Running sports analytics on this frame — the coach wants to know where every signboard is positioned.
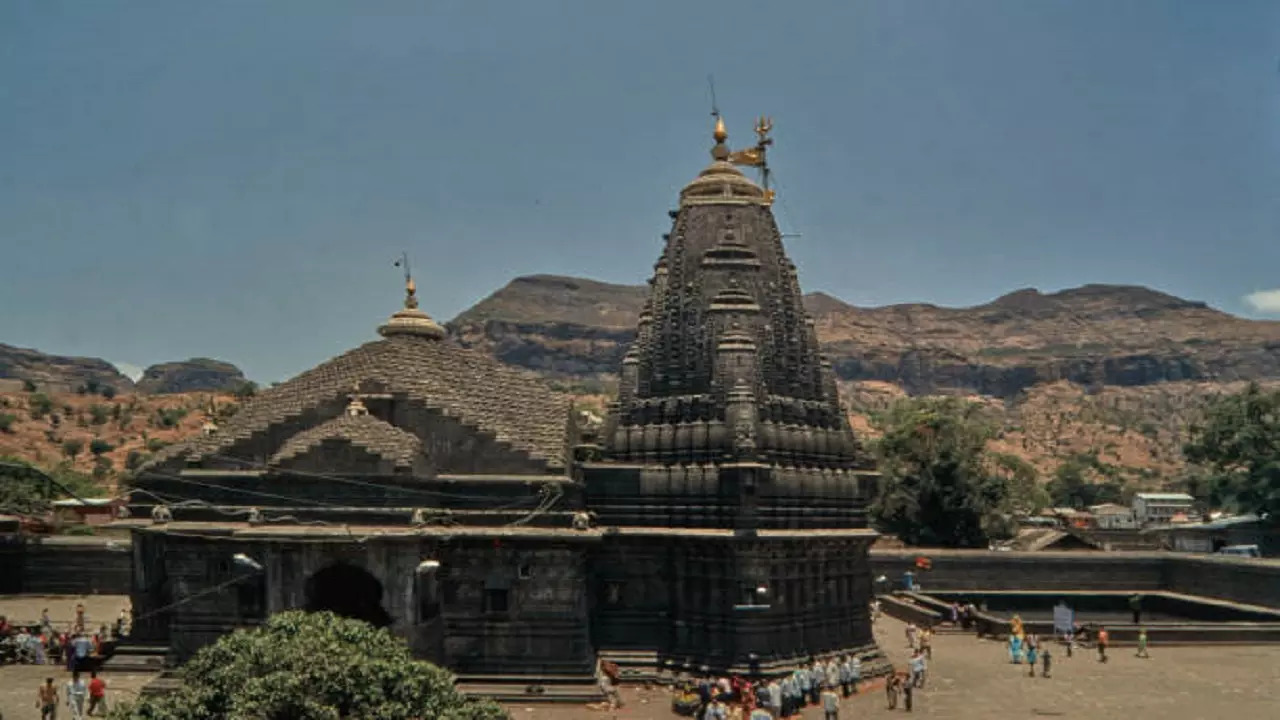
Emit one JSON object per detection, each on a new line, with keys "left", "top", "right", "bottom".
{"left": 1052, "top": 602, "right": 1074, "bottom": 635}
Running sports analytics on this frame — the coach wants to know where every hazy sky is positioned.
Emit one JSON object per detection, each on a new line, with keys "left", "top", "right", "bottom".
{"left": 2, "top": 1, "right": 1277, "bottom": 383}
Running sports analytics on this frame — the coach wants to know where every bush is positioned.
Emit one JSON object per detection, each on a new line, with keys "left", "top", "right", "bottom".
{"left": 146, "top": 438, "right": 170, "bottom": 453}
{"left": 125, "top": 450, "right": 149, "bottom": 471}
{"left": 62, "top": 438, "right": 84, "bottom": 460}
{"left": 29, "top": 392, "right": 53, "bottom": 419}
{"left": 89, "top": 438, "right": 114, "bottom": 456}
{"left": 89, "top": 404, "right": 111, "bottom": 425}
{"left": 107, "top": 611, "right": 507, "bottom": 720}
{"left": 100, "top": 384, "right": 117, "bottom": 399}
{"left": 22, "top": 379, "right": 38, "bottom": 392}
{"left": 0, "top": 412, "right": 15, "bottom": 434}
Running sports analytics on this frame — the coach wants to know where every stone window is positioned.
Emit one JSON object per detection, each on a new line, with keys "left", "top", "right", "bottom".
{"left": 517, "top": 563, "right": 532, "bottom": 580}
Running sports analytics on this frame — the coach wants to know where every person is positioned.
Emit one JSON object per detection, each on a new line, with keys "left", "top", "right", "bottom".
{"left": 1009, "top": 633, "right": 1022, "bottom": 663}
{"left": 779, "top": 672, "right": 796, "bottom": 717}
{"left": 73, "top": 604, "right": 86, "bottom": 635}
{"left": 748, "top": 706, "right": 773, "bottom": 720}
{"left": 809, "top": 659, "right": 824, "bottom": 705}
{"left": 113, "top": 610, "right": 128, "bottom": 640}
{"left": 821, "top": 684, "right": 840, "bottom": 720}
{"left": 849, "top": 654, "right": 862, "bottom": 695}
{"left": 71, "top": 633, "right": 93, "bottom": 673}
{"left": 902, "top": 672, "right": 915, "bottom": 712}
{"left": 905, "top": 622, "right": 919, "bottom": 650}
{"left": 1129, "top": 594, "right": 1143, "bottom": 625}
{"left": 66, "top": 672, "right": 88, "bottom": 720}
{"left": 86, "top": 672, "right": 107, "bottom": 716}
{"left": 704, "top": 696, "right": 728, "bottom": 720}
{"left": 920, "top": 626, "right": 933, "bottom": 660}
{"left": 1041, "top": 646, "right": 1052, "bottom": 678}
{"left": 41, "top": 608, "right": 54, "bottom": 637}
{"left": 949, "top": 601, "right": 960, "bottom": 626}
{"left": 1136, "top": 626, "right": 1150, "bottom": 659}
{"left": 1025, "top": 637, "right": 1039, "bottom": 677}
{"left": 37, "top": 677, "right": 58, "bottom": 720}
{"left": 838, "top": 655, "right": 852, "bottom": 697}
{"left": 765, "top": 677, "right": 782, "bottom": 718}
{"left": 824, "top": 657, "right": 839, "bottom": 695}
{"left": 909, "top": 649, "right": 927, "bottom": 688}
{"left": 1096, "top": 626, "right": 1109, "bottom": 663}
{"left": 885, "top": 672, "right": 900, "bottom": 710}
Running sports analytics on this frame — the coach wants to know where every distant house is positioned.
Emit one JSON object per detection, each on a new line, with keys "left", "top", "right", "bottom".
{"left": 1089, "top": 503, "right": 1138, "bottom": 530}
{"left": 1163, "top": 514, "right": 1277, "bottom": 556}
{"left": 51, "top": 498, "right": 121, "bottom": 526}
{"left": 1132, "top": 492, "right": 1195, "bottom": 527}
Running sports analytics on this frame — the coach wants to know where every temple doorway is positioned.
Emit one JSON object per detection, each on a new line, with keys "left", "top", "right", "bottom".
{"left": 304, "top": 563, "right": 392, "bottom": 627}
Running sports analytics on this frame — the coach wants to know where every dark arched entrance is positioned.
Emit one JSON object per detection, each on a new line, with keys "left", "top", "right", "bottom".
{"left": 304, "top": 563, "right": 392, "bottom": 627}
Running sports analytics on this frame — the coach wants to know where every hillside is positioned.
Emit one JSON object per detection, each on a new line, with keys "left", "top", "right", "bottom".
{"left": 135, "top": 358, "right": 250, "bottom": 394}
{"left": 0, "top": 343, "right": 135, "bottom": 395}
{"left": 452, "top": 275, "right": 1280, "bottom": 482}
{"left": 0, "top": 388, "right": 238, "bottom": 491}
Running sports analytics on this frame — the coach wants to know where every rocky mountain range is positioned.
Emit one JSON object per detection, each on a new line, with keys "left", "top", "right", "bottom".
{"left": 450, "top": 275, "right": 1280, "bottom": 398}
{"left": 0, "top": 344, "right": 247, "bottom": 396}
{"left": 4, "top": 276, "right": 1278, "bottom": 485}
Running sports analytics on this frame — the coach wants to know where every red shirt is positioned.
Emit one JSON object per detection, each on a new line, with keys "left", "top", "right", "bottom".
{"left": 88, "top": 678, "right": 106, "bottom": 698}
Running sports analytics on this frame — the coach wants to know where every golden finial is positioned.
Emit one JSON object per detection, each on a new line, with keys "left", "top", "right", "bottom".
{"left": 714, "top": 115, "right": 728, "bottom": 143}
{"left": 754, "top": 116, "right": 773, "bottom": 143}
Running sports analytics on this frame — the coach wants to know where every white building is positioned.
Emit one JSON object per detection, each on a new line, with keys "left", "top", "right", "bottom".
{"left": 1088, "top": 503, "right": 1138, "bottom": 530}
{"left": 1131, "top": 492, "right": 1195, "bottom": 527}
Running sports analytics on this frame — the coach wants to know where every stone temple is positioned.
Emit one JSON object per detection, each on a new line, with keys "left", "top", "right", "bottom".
{"left": 122, "top": 118, "right": 884, "bottom": 691}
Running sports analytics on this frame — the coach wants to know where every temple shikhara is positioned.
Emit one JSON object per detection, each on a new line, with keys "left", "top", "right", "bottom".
{"left": 121, "top": 116, "right": 886, "bottom": 694}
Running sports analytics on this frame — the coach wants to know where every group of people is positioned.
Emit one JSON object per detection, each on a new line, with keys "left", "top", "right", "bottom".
{"left": 674, "top": 654, "right": 866, "bottom": 719}
{"left": 0, "top": 604, "right": 128, "bottom": 671}
{"left": 36, "top": 671, "right": 110, "bottom": 719}
{"left": 1006, "top": 620, "right": 1052, "bottom": 678}
{"left": 0, "top": 604, "right": 130, "bottom": 719}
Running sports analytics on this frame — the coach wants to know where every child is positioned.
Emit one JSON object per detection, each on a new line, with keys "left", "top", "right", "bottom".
{"left": 1041, "top": 647, "right": 1052, "bottom": 678}
{"left": 1136, "top": 627, "right": 1150, "bottom": 659}
{"left": 1026, "top": 639, "right": 1038, "bottom": 677}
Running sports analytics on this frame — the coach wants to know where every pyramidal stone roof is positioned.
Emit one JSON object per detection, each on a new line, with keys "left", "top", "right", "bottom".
{"left": 144, "top": 289, "right": 572, "bottom": 473}
{"left": 269, "top": 412, "right": 424, "bottom": 469}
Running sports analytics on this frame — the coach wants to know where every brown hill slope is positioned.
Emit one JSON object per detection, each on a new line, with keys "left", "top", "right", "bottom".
{"left": 0, "top": 343, "right": 135, "bottom": 395}
{"left": 452, "top": 275, "right": 1280, "bottom": 483}
{"left": 0, "top": 389, "right": 238, "bottom": 491}
{"left": 451, "top": 276, "right": 1280, "bottom": 397}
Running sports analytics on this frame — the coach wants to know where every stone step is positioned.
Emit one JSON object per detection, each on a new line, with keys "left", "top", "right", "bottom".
{"left": 457, "top": 682, "right": 605, "bottom": 704}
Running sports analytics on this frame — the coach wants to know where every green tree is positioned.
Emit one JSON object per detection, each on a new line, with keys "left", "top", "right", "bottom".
{"left": 89, "top": 438, "right": 114, "bottom": 456}
{"left": 870, "top": 396, "right": 1012, "bottom": 547}
{"left": 22, "top": 379, "right": 38, "bottom": 392}
{"left": 1046, "top": 453, "right": 1125, "bottom": 509}
{"left": 29, "top": 392, "right": 53, "bottom": 419}
{"left": 89, "top": 404, "right": 111, "bottom": 425}
{"left": 0, "top": 412, "right": 15, "bottom": 434}
{"left": 62, "top": 438, "right": 84, "bottom": 461}
{"left": 1183, "top": 382, "right": 1280, "bottom": 520}
{"left": 233, "top": 380, "right": 258, "bottom": 399}
{"left": 108, "top": 611, "right": 507, "bottom": 720}
{"left": 989, "top": 452, "right": 1049, "bottom": 515}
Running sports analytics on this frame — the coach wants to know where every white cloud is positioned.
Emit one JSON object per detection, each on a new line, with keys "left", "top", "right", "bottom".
{"left": 1243, "top": 289, "right": 1280, "bottom": 314}
{"left": 111, "top": 361, "right": 145, "bottom": 382}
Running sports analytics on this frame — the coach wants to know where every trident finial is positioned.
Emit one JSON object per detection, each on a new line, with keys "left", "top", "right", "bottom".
{"left": 394, "top": 252, "right": 418, "bottom": 309}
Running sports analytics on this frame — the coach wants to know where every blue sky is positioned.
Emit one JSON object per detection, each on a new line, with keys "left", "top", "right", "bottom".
{"left": 2, "top": 1, "right": 1277, "bottom": 383}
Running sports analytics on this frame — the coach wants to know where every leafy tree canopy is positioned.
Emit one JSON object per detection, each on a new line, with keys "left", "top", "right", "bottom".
{"left": 1045, "top": 452, "right": 1126, "bottom": 509}
{"left": 1183, "top": 383, "right": 1280, "bottom": 521}
{"left": 870, "top": 396, "right": 1021, "bottom": 547}
{"left": 109, "top": 610, "right": 508, "bottom": 720}
{"left": 0, "top": 457, "right": 100, "bottom": 517}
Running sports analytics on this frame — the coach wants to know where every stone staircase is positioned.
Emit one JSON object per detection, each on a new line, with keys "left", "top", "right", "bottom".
{"left": 98, "top": 642, "right": 171, "bottom": 673}
{"left": 455, "top": 672, "right": 606, "bottom": 704}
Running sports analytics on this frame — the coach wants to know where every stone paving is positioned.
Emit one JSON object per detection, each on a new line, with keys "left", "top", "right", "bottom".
{"left": 2, "top": 602, "right": 1277, "bottom": 719}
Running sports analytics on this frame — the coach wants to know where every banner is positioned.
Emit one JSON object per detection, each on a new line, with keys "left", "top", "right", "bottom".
{"left": 1052, "top": 602, "right": 1074, "bottom": 635}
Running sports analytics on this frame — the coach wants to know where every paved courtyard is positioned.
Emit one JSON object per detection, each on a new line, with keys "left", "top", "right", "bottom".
{"left": 2, "top": 603, "right": 1277, "bottom": 719}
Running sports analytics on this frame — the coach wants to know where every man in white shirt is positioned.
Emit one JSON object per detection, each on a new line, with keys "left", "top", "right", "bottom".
{"left": 65, "top": 671, "right": 88, "bottom": 720}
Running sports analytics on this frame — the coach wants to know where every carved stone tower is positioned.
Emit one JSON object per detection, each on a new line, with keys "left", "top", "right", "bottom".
{"left": 587, "top": 117, "right": 875, "bottom": 532}
{"left": 582, "top": 119, "right": 883, "bottom": 675}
